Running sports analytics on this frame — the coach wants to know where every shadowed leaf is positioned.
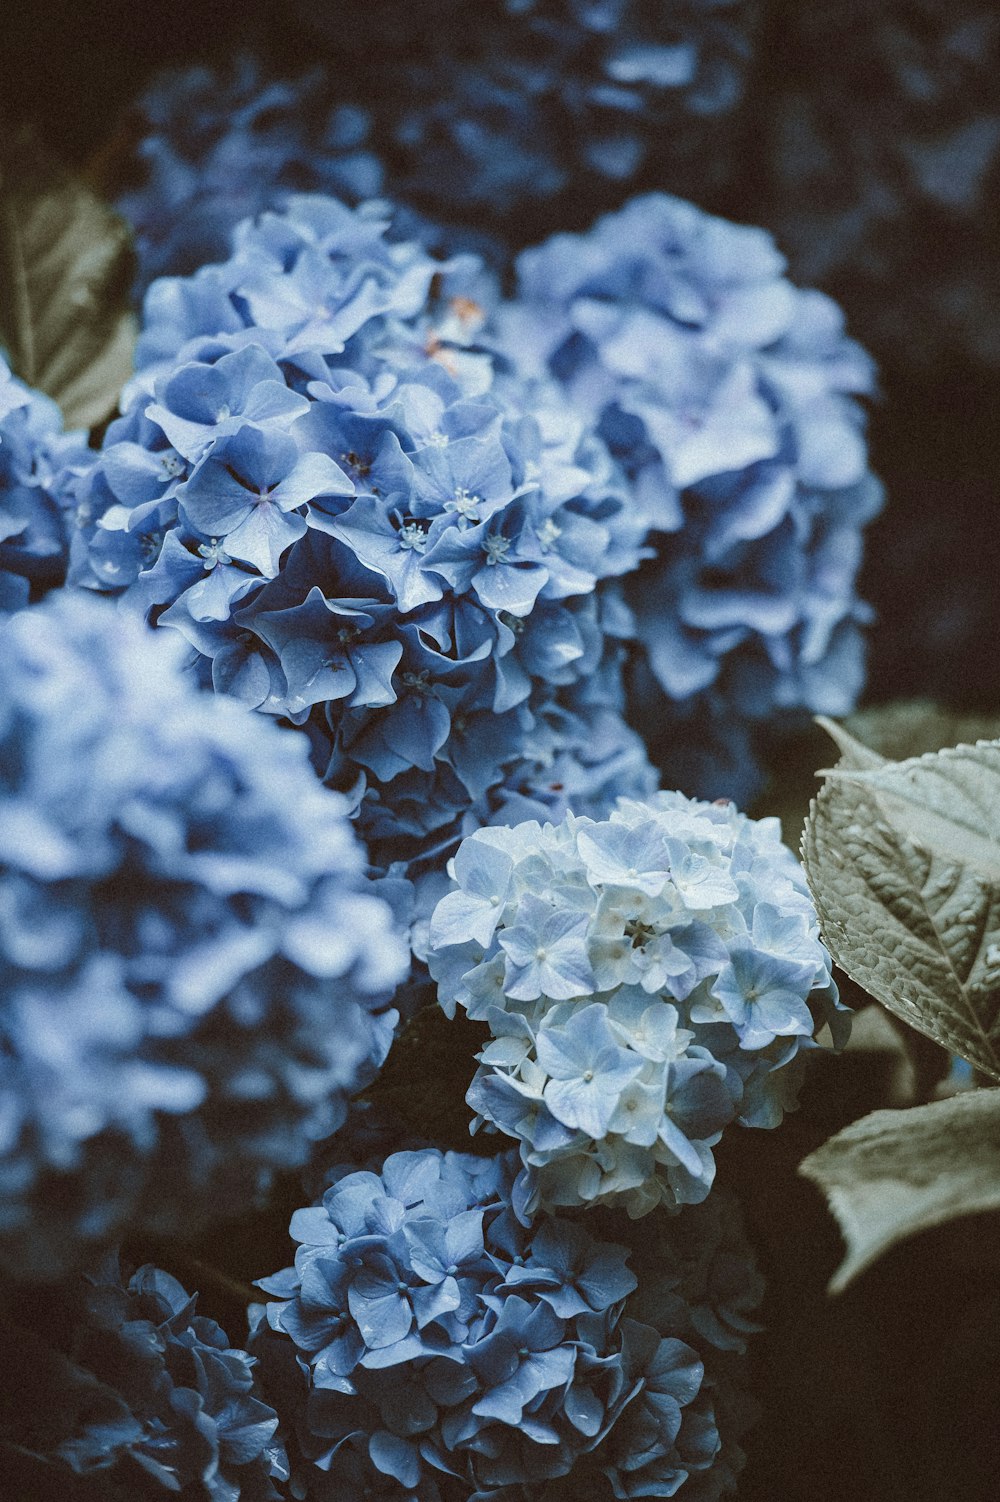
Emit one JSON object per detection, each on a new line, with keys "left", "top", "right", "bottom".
{"left": 801, "top": 1088, "right": 1000, "bottom": 1291}
{"left": 0, "top": 133, "right": 136, "bottom": 429}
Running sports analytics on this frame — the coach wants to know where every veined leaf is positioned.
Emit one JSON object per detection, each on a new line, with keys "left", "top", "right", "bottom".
{"left": 801, "top": 1088, "right": 1000, "bottom": 1291}
{"left": 803, "top": 729, "right": 1000, "bottom": 1081}
{"left": 0, "top": 133, "right": 136, "bottom": 429}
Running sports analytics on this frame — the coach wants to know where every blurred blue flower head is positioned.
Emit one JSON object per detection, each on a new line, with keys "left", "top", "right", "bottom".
{"left": 0, "top": 590, "right": 407, "bottom": 1277}
{"left": 428, "top": 790, "right": 846, "bottom": 1216}
{"left": 118, "top": 55, "right": 385, "bottom": 288}
{"left": 381, "top": 0, "right": 758, "bottom": 235}
{"left": 0, "top": 358, "right": 87, "bottom": 612}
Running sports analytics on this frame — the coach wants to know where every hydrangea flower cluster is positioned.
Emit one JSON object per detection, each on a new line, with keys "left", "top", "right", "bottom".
{"left": 0, "top": 358, "right": 86, "bottom": 612}
{"left": 496, "top": 192, "right": 883, "bottom": 796}
{"left": 428, "top": 791, "right": 844, "bottom": 1216}
{"left": 760, "top": 0, "right": 1000, "bottom": 371}
{"left": 61, "top": 194, "right": 650, "bottom": 866}
{"left": 0, "top": 591, "right": 407, "bottom": 1278}
{"left": 3, "top": 1255, "right": 285, "bottom": 1500}
{"left": 377, "top": 0, "right": 758, "bottom": 241}
{"left": 117, "top": 55, "right": 384, "bottom": 289}
{"left": 256, "top": 1146, "right": 760, "bottom": 1500}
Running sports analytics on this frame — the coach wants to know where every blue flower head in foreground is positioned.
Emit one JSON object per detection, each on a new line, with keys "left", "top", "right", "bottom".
{"left": 428, "top": 791, "right": 846, "bottom": 1216}
{"left": 255, "top": 1145, "right": 760, "bottom": 1500}
{"left": 118, "top": 55, "right": 385, "bottom": 289}
{"left": 60, "top": 194, "right": 651, "bottom": 868}
{"left": 497, "top": 193, "right": 883, "bottom": 796}
{"left": 0, "top": 591, "right": 407, "bottom": 1278}
{"left": 4, "top": 1255, "right": 285, "bottom": 1500}
{"left": 0, "top": 358, "right": 86, "bottom": 612}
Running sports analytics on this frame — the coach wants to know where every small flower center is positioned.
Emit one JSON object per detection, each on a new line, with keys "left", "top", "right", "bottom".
{"left": 197, "top": 537, "right": 231, "bottom": 570}
{"left": 448, "top": 486, "right": 482, "bottom": 522}
{"left": 483, "top": 533, "right": 511, "bottom": 566}
{"left": 139, "top": 529, "right": 165, "bottom": 563}
{"left": 341, "top": 450, "right": 371, "bottom": 478}
{"left": 399, "top": 520, "right": 429, "bottom": 553}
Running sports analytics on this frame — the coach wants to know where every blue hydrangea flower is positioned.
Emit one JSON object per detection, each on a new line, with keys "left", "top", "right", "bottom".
{"left": 117, "top": 55, "right": 385, "bottom": 289}
{"left": 495, "top": 192, "right": 883, "bottom": 798}
{"left": 0, "top": 358, "right": 87, "bottom": 613}
{"left": 254, "top": 1146, "right": 760, "bottom": 1500}
{"left": 427, "top": 790, "right": 846, "bottom": 1216}
{"left": 0, "top": 591, "right": 408, "bottom": 1278}
{"left": 60, "top": 194, "right": 652, "bottom": 870}
{"left": 4, "top": 1254, "right": 286, "bottom": 1500}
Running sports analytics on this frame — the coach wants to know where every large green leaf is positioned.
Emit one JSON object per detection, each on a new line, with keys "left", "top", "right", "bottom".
{"left": 803, "top": 730, "right": 1000, "bottom": 1080}
{"left": 0, "top": 134, "right": 136, "bottom": 429}
{"left": 800, "top": 1087, "right": 1000, "bottom": 1291}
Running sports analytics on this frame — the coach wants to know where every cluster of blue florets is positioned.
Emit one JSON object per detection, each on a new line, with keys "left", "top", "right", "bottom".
{"left": 0, "top": 358, "right": 85, "bottom": 612}
{"left": 6, "top": 1255, "right": 285, "bottom": 1500}
{"left": 428, "top": 791, "right": 844, "bottom": 1217}
{"left": 59, "top": 195, "right": 651, "bottom": 865}
{"left": 254, "top": 1145, "right": 760, "bottom": 1501}
{"left": 0, "top": 591, "right": 407, "bottom": 1277}
{"left": 496, "top": 193, "right": 883, "bottom": 795}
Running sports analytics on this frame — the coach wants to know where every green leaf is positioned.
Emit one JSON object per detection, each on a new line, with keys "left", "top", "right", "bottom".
{"left": 814, "top": 715, "right": 888, "bottom": 772}
{"left": 0, "top": 133, "right": 136, "bottom": 429}
{"left": 843, "top": 701, "right": 1000, "bottom": 764}
{"left": 800, "top": 1087, "right": 1000, "bottom": 1291}
{"left": 803, "top": 730, "right": 1000, "bottom": 1081}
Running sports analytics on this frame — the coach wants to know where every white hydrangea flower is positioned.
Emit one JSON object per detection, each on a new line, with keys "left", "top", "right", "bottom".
{"left": 428, "top": 790, "right": 846, "bottom": 1216}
